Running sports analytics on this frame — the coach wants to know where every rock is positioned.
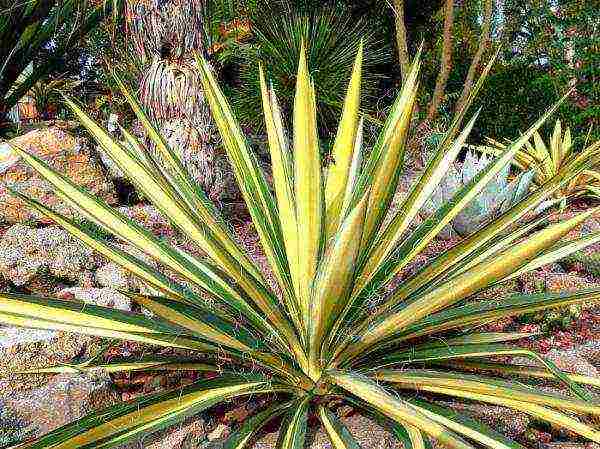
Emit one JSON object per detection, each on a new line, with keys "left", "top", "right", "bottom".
{"left": 0, "top": 327, "right": 57, "bottom": 349}
{"left": 0, "top": 127, "right": 116, "bottom": 224}
{"left": 96, "top": 262, "right": 130, "bottom": 290}
{"left": 544, "top": 346, "right": 600, "bottom": 378}
{"left": 58, "top": 287, "right": 133, "bottom": 311}
{"left": 0, "top": 224, "right": 42, "bottom": 285}
{"left": 573, "top": 340, "right": 600, "bottom": 365}
{"left": 96, "top": 113, "right": 126, "bottom": 180}
{"left": 544, "top": 273, "right": 594, "bottom": 293}
{"left": 0, "top": 224, "right": 97, "bottom": 287}
{"left": 0, "top": 403, "right": 31, "bottom": 447}
{"left": 38, "top": 226, "right": 96, "bottom": 280}
{"left": 207, "top": 423, "right": 229, "bottom": 441}
{"left": 0, "top": 327, "right": 100, "bottom": 398}
{"left": 3, "top": 372, "right": 119, "bottom": 436}
{"left": 117, "top": 204, "right": 173, "bottom": 238}
{"left": 96, "top": 243, "right": 160, "bottom": 295}
{"left": 0, "top": 323, "right": 108, "bottom": 444}
{"left": 519, "top": 271, "right": 594, "bottom": 295}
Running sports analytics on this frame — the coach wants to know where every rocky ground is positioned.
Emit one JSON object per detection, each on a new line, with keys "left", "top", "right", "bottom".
{"left": 2, "top": 127, "right": 600, "bottom": 448}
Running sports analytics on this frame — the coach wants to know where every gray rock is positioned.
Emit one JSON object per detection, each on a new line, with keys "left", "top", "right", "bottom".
{"left": 130, "top": 416, "right": 207, "bottom": 449}
{"left": 541, "top": 444, "right": 600, "bottom": 449}
{"left": 0, "top": 224, "right": 43, "bottom": 285}
{"left": 38, "top": 226, "right": 95, "bottom": 280}
{"left": 544, "top": 346, "right": 600, "bottom": 378}
{"left": 96, "top": 262, "right": 130, "bottom": 291}
{"left": 0, "top": 402, "right": 32, "bottom": 447}
{"left": 96, "top": 243, "right": 160, "bottom": 295}
{"left": 3, "top": 373, "right": 119, "bottom": 436}
{"left": 0, "top": 328, "right": 99, "bottom": 398}
{"left": 0, "top": 224, "right": 97, "bottom": 286}
{"left": 0, "top": 327, "right": 57, "bottom": 349}
{"left": 58, "top": 287, "right": 133, "bottom": 311}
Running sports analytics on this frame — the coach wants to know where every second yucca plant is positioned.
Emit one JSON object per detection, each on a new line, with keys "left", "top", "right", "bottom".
{"left": 4, "top": 46, "right": 600, "bottom": 448}
{"left": 477, "top": 120, "right": 600, "bottom": 202}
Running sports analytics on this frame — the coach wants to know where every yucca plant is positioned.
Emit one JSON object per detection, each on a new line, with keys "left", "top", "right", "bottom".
{"left": 476, "top": 120, "right": 600, "bottom": 202}
{"left": 5, "top": 47, "right": 600, "bottom": 448}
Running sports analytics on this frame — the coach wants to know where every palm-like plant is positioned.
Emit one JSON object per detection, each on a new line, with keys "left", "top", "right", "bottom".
{"left": 0, "top": 0, "right": 120, "bottom": 115}
{"left": 4, "top": 48, "right": 600, "bottom": 448}
{"left": 476, "top": 120, "right": 600, "bottom": 201}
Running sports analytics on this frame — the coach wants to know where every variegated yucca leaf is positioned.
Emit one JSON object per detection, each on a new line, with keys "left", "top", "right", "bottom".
{"left": 474, "top": 119, "right": 600, "bottom": 202}
{"left": 3, "top": 46, "right": 600, "bottom": 449}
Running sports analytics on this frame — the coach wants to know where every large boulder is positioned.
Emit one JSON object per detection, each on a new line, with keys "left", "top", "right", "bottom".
{"left": 0, "top": 224, "right": 98, "bottom": 289}
{"left": 0, "top": 325, "right": 113, "bottom": 444}
{"left": 1, "top": 372, "right": 119, "bottom": 438}
{"left": 0, "top": 126, "right": 116, "bottom": 224}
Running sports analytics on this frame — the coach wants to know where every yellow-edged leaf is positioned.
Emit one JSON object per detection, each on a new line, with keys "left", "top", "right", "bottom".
{"left": 293, "top": 43, "right": 324, "bottom": 343}
{"left": 324, "top": 42, "right": 363, "bottom": 237}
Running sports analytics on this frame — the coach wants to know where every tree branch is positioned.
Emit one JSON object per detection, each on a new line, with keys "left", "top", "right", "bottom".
{"left": 392, "top": 0, "right": 410, "bottom": 81}
{"left": 426, "top": 0, "right": 455, "bottom": 122}
{"left": 455, "top": 0, "right": 494, "bottom": 114}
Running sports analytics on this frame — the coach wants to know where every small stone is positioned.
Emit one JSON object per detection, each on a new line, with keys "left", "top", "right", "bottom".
{"left": 541, "top": 444, "right": 600, "bottom": 449}
{"left": 135, "top": 415, "right": 207, "bottom": 449}
{"left": 0, "top": 401, "right": 32, "bottom": 447}
{"left": 96, "top": 262, "right": 130, "bottom": 290}
{"left": 544, "top": 347, "right": 600, "bottom": 378}
{"left": 544, "top": 273, "right": 591, "bottom": 294}
{"left": 254, "top": 414, "right": 403, "bottom": 449}
{"left": 441, "top": 401, "right": 530, "bottom": 440}
{"left": 207, "top": 423, "right": 229, "bottom": 441}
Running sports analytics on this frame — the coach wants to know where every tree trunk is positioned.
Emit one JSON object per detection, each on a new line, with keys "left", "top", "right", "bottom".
{"left": 124, "top": 0, "right": 237, "bottom": 202}
{"left": 392, "top": 0, "right": 410, "bottom": 81}
{"left": 454, "top": 0, "right": 494, "bottom": 114}
{"left": 426, "top": 0, "right": 455, "bottom": 122}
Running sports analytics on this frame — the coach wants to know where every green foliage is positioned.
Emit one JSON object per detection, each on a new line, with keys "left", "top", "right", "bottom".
{"left": 567, "top": 251, "right": 600, "bottom": 278}
{"left": 476, "top": 0, "right": 599, "bottom": 144}
{"left": 467, "top": 64, "right": 560, "bottom": 142}
{"left": 520, "top": 303, "right": 582, "bottom": 332}
{"left": 0, "top": 0, "right": 122, "bottom": 117}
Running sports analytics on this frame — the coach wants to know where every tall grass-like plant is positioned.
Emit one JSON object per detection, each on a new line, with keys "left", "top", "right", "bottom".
{"left": 232, "top": 1, "right": 389, "bottom": 133}
{"left": 4, "top": 47, "right": 600, "bottom": 448}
